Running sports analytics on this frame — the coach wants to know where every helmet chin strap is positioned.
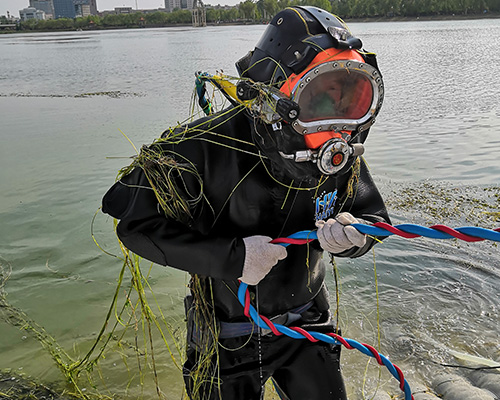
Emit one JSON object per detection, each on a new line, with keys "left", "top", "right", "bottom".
{"left": 278, "top": 136, "right": 364, "bottom": 175}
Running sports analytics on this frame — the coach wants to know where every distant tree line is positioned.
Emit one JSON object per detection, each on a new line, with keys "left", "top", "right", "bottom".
{"left": 17, "top": 10, "right": 193, "bottom": 31}
{"left": 15, "top": 0, "right": 500, "bottom": 31}
{"left": 331, "top": 0, "right": 499, "bottom": 18}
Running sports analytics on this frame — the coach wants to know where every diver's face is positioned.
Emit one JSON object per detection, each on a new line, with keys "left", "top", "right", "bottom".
{"left": 300, "top": 74, "right": 347, "bottom": 121}
{"left": 297, "top": 70, "right": 372, "bottom": 124}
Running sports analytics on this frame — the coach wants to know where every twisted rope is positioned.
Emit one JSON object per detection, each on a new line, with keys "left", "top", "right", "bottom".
{"left": 270, "top": 224, "right": 500, "bottom": 245}
{"left": 237, "top": 282, "right": 414, "bottom": 400}
{"left": 358, "top": 222, "right": 500, "bottom": 242}
{"left": 244, "top": 223, "right": 499, "bottom": 398}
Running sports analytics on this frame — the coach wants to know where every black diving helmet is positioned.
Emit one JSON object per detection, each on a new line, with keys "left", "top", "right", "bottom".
{"left": 236, "top": 6, "right": 384, "bottom": 176}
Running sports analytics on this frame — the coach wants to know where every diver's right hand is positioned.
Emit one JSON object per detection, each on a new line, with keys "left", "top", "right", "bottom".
{"left": 239, "top": 235, "right": 288, "bottom": 286}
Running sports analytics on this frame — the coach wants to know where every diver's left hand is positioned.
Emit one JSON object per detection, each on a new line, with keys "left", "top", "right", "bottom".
{"left": 315, "top": 212, "right": 366, "bottom": 254}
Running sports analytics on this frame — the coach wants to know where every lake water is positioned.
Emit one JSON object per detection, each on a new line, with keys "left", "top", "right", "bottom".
{"left": 1, "top": 19, "right": 499, "bottom": 400}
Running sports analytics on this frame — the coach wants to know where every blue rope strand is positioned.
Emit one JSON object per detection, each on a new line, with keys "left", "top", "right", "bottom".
{"left": 235, "top": 222, "right": 500, "bottom": 398}
{"left": 287, "top": 224, "right": 500, "bottom": 242}
{"left": 237, "top": 282, "right": 413, "bottom": 400}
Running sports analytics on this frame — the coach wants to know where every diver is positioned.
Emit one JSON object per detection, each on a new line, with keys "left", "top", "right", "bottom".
{"left": 102, "top": 6, "right": 390, "bottom": 400}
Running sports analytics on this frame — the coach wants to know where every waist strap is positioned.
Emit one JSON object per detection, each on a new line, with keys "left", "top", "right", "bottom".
{"left": 219, "top": 301, "right": 314, "bottom": 339}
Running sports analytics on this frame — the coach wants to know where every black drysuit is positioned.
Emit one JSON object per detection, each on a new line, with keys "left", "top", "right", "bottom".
{"left": 102, "top": 106, "right": 390, "bottom": 399}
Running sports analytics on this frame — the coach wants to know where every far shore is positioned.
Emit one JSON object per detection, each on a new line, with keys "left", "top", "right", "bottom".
{"left": 345, "top": 12, "right": 500, "bottom": 23}
{"left": 1, "top": 12, "right": 499, "bottom": 34}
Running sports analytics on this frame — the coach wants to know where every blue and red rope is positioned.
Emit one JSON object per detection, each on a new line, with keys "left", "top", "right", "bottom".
{"left": 271, "top": 223, "right": 500, "bottom": 245}
{"left": 237, "top": 282, "right": 414, "bottom": 400}
{"left": 239, "top": 223, "right": 499, "bottom": 399}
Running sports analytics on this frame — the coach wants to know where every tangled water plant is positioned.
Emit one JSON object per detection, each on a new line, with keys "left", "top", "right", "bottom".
{"left": 0, "top": 239, "right": 188, "bottom": 400}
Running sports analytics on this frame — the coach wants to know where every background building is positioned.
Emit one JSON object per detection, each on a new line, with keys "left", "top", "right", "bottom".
{"left": 19, "top": 6, "right": 46, "bottom": 20}
{"left": 114, "top": 6, "right": 133, "bottom": 13}
{"left": 74, "top": 0, "right": 97, "bottom": 17}
{"left": 165, "top": 0, "right": 194, "bottom": 12}
{"left": 52, "top": 0, "right": 75, "bottom": 18}
{"left": 30, "top": 0, "right": 54, "bottom": 18}
{"left": 49, "top": 0, "right": 97, "bottom": 18}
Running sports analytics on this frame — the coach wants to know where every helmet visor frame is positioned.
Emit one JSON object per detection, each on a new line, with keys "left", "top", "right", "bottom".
{"left": 286, "top": 60, "right": 384, "bottom": 135}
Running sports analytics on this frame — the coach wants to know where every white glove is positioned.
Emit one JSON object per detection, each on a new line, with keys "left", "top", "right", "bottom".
{"left": 239, "top": 235, "right": 287, "bottom": 286}
{"left": 315, "top": 212, "right": 366, "bottom": 254}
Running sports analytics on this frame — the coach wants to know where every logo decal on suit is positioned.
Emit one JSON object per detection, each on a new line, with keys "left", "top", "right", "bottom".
{"left": 314, "top": 190, "right": 337, "bottom": 221}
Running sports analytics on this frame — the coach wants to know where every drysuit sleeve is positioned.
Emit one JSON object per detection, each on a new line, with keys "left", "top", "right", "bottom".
{"left": 102, "top": 165, "right": 246, "bottom": 281}
{"left": 334, "top": 158, "right": 391, "bottom": 258}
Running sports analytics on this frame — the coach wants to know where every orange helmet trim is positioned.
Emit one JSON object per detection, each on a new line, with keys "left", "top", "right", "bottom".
{"left": 304, "top": 131, "right": 345, "bottom": 149}
{"left": 279, "top": 48, "right": 365, "bottom": 97}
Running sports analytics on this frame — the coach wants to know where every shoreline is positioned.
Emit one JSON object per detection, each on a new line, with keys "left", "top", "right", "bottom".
{"left": 344, "top": 12, "right": 500, "bottom": 23}
{"left": 2, "top": 12, "right": 499, "bottom": 34}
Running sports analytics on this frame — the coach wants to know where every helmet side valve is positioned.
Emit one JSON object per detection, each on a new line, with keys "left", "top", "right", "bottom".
{"left": 236, "top": 80, "right": 259, "bottom": 101}
{"left": 275, "top": 97, "right": 300, "bottom": 123}
{"left": 237, "top": 80, "right": 301, "bottom": 124}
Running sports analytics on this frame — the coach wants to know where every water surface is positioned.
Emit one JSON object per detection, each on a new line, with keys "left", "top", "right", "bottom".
{"left": 1, "top": 19, "right": 499, "bottom": 399}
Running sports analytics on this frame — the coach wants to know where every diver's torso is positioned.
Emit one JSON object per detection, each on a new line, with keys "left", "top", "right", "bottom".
{"left": 180, "top": 109, "right": 343, "bottom": 320}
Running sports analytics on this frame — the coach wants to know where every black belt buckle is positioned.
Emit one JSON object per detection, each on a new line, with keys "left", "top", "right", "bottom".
{"left": 260, "top": 313, "right": 288, "bottom": 336}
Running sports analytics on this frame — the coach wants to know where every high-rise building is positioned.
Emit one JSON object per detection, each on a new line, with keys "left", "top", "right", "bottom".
{"left": 51, "top": 0, "right": 97, "bottom": 19}
{"left": 30, "top": 0, "right": 55, "bottom": 18}
{"left": 74, "top": 0, "right": 97, "bottom": 17}
{"left": 165, "top": 0, "right": 179, "bottom": 12}
{"left": 165, "top": 0, "right": 193, "bottom": 12}
{"left": 52, "top": 0, "right": 75, "bottom": 18}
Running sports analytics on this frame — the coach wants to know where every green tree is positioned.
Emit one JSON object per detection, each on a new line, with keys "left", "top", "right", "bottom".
{"left": 80, "top": 15, "right": 101, "bottom": 28}
{"left": 377, "top": 0, "right": 401, "bottom": 16}
{"left": 167, "top": 9, "right": 191, "bottom": 23}
{"left": 224, "top": 7, "right": 240, "bottom": 21}
{"left": 239, "top": 0, "right": 257, "bottom": 19}
{"left": 206, "top": 8, "right": 221, "bottom": 22}
{"left": 101, "top": 14, "right": 123, "bottom": 27}
{"left": 258, "top": 0, "right": 278, "bottom": 19}
{"left": 350, "top": 0, "right": 367, "bottom": 17}
{"left": 45, "top": 17, "right": 74, "bottom": 29}
{"left": 277, "top": 0, "right": 291, "bottom": 8}
{"left": 301, "top": 0, "right": 332, "bottom": 11}
{"left": 74, "top": 16, "right": 89, "bottom": 28}
{"left": 331, "top": 0, "right": 351, "bottom": 17}
{"left": 145, "top": 11, "right": 168, "bottom": 25}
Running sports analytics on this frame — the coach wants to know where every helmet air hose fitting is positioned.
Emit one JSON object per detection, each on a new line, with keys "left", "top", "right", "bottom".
{"left": 278, "top": 136, "right": 364, "bottom": 175}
